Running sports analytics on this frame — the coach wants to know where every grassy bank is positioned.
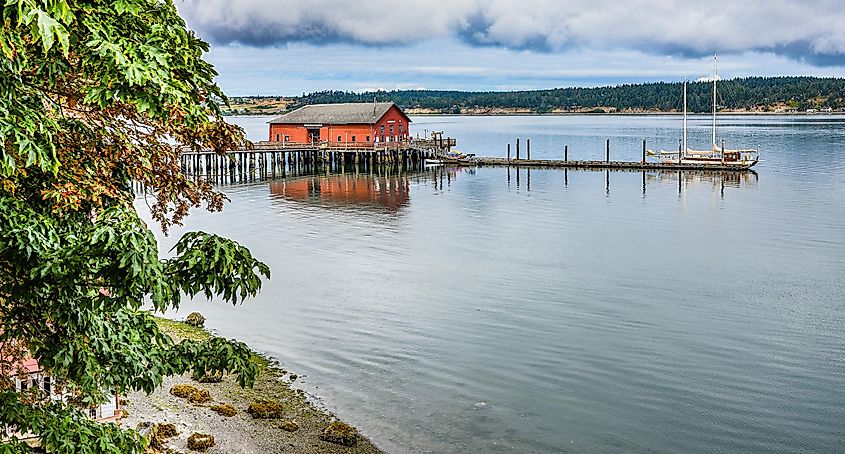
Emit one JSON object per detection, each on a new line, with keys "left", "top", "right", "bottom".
{"left": 123, "top": 316, "right": 382, "bottom": 453}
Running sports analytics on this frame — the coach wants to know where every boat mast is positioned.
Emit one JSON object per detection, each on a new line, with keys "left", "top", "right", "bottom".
{"left": 712, "top": 54, "right": 717, "bottom": 150}
{"left": 683, "top": 79, "right": 687, "bottom": 159}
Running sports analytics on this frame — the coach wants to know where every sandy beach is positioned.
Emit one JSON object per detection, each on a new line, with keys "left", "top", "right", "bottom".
{"left": 123, "top": 317, "right": 383, "bottom": 454}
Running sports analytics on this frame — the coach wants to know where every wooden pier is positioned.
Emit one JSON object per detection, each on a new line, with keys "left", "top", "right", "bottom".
{"left": 177, "top": 137, "right": 456, "bottom": 184}
{"left": 476, "top": 157, "right": 755, "bottom": 171}
{"left": 178, "top": 137, "right": 454, "bottom": 180}
{"left": 476, "top": 138, "right": 758, "bottom": 172}
{"left": 179, "top": 136, "right": 757, "bottom": 185}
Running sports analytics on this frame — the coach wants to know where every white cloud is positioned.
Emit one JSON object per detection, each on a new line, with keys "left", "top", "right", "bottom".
{"left": 180, "top": 0, "right": 845, "bottom": 65}
{"left": 205, "top": 41, "right": 845, "bottom": 96}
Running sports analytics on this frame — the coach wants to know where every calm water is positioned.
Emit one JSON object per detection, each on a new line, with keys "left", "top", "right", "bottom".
{"left": 142, "top": 115, "right": 845, "bottom": 453}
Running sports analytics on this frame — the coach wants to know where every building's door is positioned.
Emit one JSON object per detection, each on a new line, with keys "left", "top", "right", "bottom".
{"left": 307, "top": 128, "right": 321, "bottom": 143}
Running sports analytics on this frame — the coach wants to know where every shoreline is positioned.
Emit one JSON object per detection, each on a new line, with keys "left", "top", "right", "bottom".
{"left": 223, "top": 111, "right": 845, "bottom": 117}
{"left": 123, "top": 316, "right": 383, "bottom": 454}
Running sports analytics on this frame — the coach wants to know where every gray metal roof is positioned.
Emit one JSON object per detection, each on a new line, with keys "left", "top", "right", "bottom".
{"left": 268, "top": 102, "right": 408, "bottom": 125}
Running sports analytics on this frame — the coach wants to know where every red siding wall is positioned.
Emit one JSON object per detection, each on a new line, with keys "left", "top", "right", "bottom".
{"left": 373, "top": 105, "right": 411, "bottom": 143}
{"left": 269, "top": 105, "right": 411, "bottom": 144}
{"left": 269, "top": 124, "right": 310, "bottom": 143}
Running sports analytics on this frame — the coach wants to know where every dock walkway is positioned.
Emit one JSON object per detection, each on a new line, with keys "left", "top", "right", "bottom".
{"left": 475, "top": 157, "right": 754, "bottom": 171}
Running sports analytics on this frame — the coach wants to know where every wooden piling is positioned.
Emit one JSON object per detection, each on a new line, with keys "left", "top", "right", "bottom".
{"left": 516, "top": 138, "right": 520, "bottom": 160}
{"left": 527, "top": 139, "right": 531, "bottom": 161}
{"left": 606, "top": 139, "right": 610, "bottom": 163}
{"left": 642, "top": 139, "right": 646, "bottom": 163}
{"left": 507, "top": 144, "right": 511, "bottom": 162}
{"left": 564, "top": 145, "right": 568, "bottom": 162}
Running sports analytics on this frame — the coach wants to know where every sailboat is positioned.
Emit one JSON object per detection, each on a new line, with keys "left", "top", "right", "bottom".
{"left": 651, "top": 55, "right": 759, "bottom": 169}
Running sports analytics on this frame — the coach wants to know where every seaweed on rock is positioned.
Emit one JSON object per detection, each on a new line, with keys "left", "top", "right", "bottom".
{"left": 186, "top": 312, "right": 206, "bottom": 328}
{"left": 320, "top": 421, "right": 359, "bottom": 446}
{"left": 210, "top": 403, "right": 237, "bottom": 417}
{"left": 187, "top": 432, "right": 215, "bottom": 452}
{"left": 246, "top": 400, "right": 285, "bottom": 419}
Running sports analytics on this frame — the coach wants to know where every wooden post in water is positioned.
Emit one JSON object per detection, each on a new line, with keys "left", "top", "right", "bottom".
{"left": 507, "top": 144, "right": 511, "bottom": 162}
{"left": 606, "top": 139, "right": 610, "bottom": 163}
{"left": 642, "top": 139, "right": 646, "bottom": 163}
{"left": 527, "top": 139, "right": 531, "bottom": 161}
{"left": 516, "top": 138, "right": 520, "bottom": 160}
{"left": 564, "top": 145, "right": 568, "bottom": 162}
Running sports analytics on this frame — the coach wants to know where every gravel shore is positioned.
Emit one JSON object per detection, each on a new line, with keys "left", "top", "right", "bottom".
{"left": 123, "top": 317, "right": 383, "bottom": 453}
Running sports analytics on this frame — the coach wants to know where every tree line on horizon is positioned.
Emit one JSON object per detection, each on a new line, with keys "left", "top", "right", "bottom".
{"left": 265, "top": 77, "right": 845, "bottom": 113}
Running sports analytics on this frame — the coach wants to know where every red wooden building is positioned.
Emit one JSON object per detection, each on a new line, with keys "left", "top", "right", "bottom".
{"left": 268, "top": 102, "right": 411, "bottom": 145}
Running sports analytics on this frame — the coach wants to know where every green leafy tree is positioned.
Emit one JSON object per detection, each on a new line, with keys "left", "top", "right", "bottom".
{"left": 1, "top": 0, "right": 269, "bottom": 452}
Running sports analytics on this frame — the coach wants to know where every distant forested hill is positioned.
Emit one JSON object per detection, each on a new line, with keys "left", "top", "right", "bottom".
{"left": 225, "top": 77, "right": 845, "bottom": 115}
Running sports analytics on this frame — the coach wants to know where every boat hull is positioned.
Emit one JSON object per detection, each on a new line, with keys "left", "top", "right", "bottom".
{"left": 661, "top": 158, "right": 758, "bottom": 170}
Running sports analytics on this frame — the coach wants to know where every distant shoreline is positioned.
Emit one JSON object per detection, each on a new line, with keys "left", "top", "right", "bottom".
{"left": 224, "top": 111, "right": 845, "bottom": 117}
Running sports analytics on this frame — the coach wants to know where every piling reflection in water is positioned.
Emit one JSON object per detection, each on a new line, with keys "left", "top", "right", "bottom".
{"left": 260, "top": 165, "right": 759, "bottom": 213}
{"left": 504, "top": 166, "right": 758, "bottom": 197}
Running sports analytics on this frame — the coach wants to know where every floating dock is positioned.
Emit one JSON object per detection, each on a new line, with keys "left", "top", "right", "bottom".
{"left": 475, "top": 157, "right": 755, "bottom": 171}
{"left": 474, "top": 138, "right": 757, "bottom": 171}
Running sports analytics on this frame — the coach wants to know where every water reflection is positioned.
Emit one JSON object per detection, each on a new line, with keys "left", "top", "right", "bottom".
{"left": 505, "top": 166, "right": 758, "bottom": 197}
{"left": 268, "top": 166, "right": 758, "bottom": 211}
{"left": 649, "top": 169, "right": 759, "bottom": 189}
{"left": 270, "top": 173, "right": 412, "bottom": 211}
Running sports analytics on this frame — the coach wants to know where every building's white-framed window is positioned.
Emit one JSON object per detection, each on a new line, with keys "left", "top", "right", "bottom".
{"left": 275, "top": 133, "right": 280, "bottom": 141}
{"left": 89, "top": 407, "right": 97, "bottom": 419}
{"left": 43, "top": 376, "right": 51, "bottom": 394}
{"left": 284, "top": 135, "right": 290, "bottom": 142}
{"left": 337, "top": 135, "right": 342, "bottom": 142}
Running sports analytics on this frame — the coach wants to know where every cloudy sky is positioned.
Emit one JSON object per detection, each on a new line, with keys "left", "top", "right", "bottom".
{"left": 177, "top": 0, "right": 845, "bottom": 96}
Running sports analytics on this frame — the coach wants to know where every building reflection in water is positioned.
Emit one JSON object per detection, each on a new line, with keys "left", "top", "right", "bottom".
{"left": 270, "top": 173, "right": 411, "bottom": 211}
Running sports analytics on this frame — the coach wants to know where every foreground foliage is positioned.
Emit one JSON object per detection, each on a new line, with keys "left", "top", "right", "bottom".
{"left": 0, "top": 0, "right": 269, "bottom": 452}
